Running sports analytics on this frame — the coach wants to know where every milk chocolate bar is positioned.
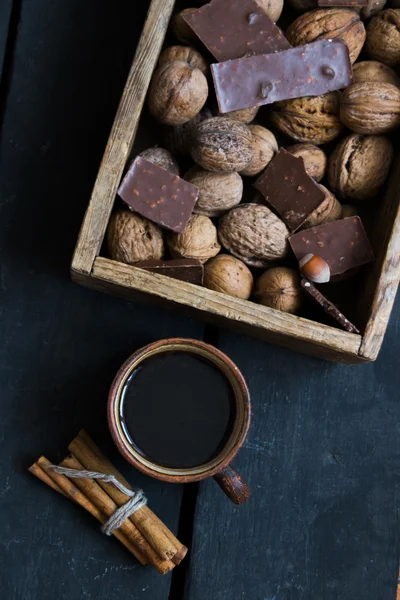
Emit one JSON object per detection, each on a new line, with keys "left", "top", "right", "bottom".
{"left": 118, "top": 157, "right": 199, "bottom": 233}
{"left": 211, "top": 39, "right": 352, "bottom": 113}
{"left": 135, "top": 259, "right": 204, "bottom": 285}
{"left": 183, "top": 0, "right": 290, "bottom": 62}
{"left": 301, "top": 279, "right": 360, "bottom": 333}
{"left": 289, "top": 217, "right": 374, "bottom": 276}
{"left": 254, "top": 149, "right": 326, "bottom": 232}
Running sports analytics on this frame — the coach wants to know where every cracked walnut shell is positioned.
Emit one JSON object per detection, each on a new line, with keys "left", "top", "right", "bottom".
{"left": 270, "top": 92, "right": 343, "bottom": 145}
{"left": 328, "top": 134, "right": 394, "bottom": 200}
{"left": 366, "top": 9, "right": 400, "bottom": 67}
{"left": 340, "top": 82, "right": 400, "bottom": 134}
{"left": 148, "top": 61, "right": 208, "bottom": 126}
{"left": 185, "top": 166, "right": 243, "bottom": 217}
{"left": 286, "top": 9, "right": 366, "bottom": 64}
{"left": 204, "top": 255, "right": 254, "bottom": 300}
{"left": 167, "top": 215, "right": 221, "bottom": 263}
{"left": 107, "top": 209, "right": 164, "bottom": 265}
{"left": 218, "top": 204, "right": 290, "bottom": 268}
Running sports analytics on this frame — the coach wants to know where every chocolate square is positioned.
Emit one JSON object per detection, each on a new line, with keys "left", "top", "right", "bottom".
{"left": 211, "top": 39, "right": 352, "bottom": 113}
{"left": 289, "top": 217, "right": 374, "bottom": 276}
{"left": 118, "top": 157, "right": 199, "bottom": 233}
{"left": 254, "top": 149, "right": 326, "bottom": 232}
{"left": 135, "top": 259, "right": 204, "bottom": 285}
{"left": 183, "top": 0, "right": 290, "bottom": 62}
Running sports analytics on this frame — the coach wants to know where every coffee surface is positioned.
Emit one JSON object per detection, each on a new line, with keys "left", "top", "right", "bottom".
{"left": 120, "top": 351, "right": 236, "bottom": 469}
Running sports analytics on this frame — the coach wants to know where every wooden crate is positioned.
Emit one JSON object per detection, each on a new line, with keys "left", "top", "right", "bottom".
{"left": 71, "top": 0, "right": 400, "bottom": 364}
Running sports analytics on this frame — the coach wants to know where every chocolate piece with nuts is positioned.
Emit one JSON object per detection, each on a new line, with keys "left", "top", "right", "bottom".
{"left": 301, "top": 279, "right": 360, "bottom": 333}
{"left": 289, "top": 217, "right": 374, "bottom": 276}
{"left": 183, "top": 0, "right": 290, "bottom": 62}
{"left": 135, "top": 259, "right": 204, "bottom": 285}
{"left": 118, "top": 157, "right": 199, "bottom": 233}
{"left": 211, "top": 40, "right": 352, "bottom": 113}
{"left": 254, "top": 149, "right": 326, "bottom": 232}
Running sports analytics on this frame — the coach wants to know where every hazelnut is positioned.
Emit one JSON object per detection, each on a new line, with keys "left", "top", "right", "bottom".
{"left": 165, "top": 108, "right": 212, "bottom": 156}
{"left": 107, "top": 209, "right": 164, "bottom": 265}
{"left": 139, "top": 147, "right": 179, "bottom": 176}
{"left": 191, "top": 117, "right": 253, "bottom": 173}
{"left": 286, "top": 9, "right": 366, "bottom": 64}
{"left": 340, "top": 82, "right": 400, "bottom": 134}
{"left": 299, "top": 253, "right": 331, "bottom": 283}
{"left": 255, "top": 0, "right": 283, "bottom": 23}
{"left": 158, "top": 45, "right": 208, "bottom": 76}
{"left": 285, "top": 143, "right": 327, "bottom": 182}
{"left": 241, "top": 125, "right": 278, "bottom": 177}
{"left": 167, "top": 215, "right": 221, "bottom": 263}
{"left": 218, "top": 203, "right": 290, "bottom": 268}
{"left": 366, "top": 9, "right": 400, "bottom": 67}
{"left": 253, "top": 267, "right": 303, "bottom": 314}
{"left": 353, "top": 61, "right": 400, "bottom": 88}
{"left": 185, "top": 166, "right": 243, "bottom": 217}
{"left": 301, "top": 184, "right": 342, "bottom": 229}
{"left": 270, "top": 92, "right": 343, "bottom": 145}
{"left": 204, "top": 255, "right": 254, "bottom": 299}
{"left": 223, "top": 106, "right": 260, "bottom": 124}
{"left": 328, "top": 133, "right": 394, "bottom": 200}
{"left": 341, "top": 204, "right": 358, "bottom": 218}
{"left": 148, "top": 61, "right": 208, "bottom": 126}
{"left": 171, "top": 8, "right": 198, "bottom": 45}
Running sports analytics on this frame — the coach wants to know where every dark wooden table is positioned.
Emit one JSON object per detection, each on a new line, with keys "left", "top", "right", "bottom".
{"left": 0, "top": 1, "right": 399, "bottom": 598}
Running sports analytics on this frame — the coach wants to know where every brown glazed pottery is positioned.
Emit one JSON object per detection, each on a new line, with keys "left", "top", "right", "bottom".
{"left": 108, "top": 338, "right": 251, "bottom": 504}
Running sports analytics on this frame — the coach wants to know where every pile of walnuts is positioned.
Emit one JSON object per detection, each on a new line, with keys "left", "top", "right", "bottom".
{"left": 107, "top": 1, "right": 400, "bottom": 318}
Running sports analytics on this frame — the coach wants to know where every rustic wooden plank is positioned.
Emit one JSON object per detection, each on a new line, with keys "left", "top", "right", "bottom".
{"left": 0, "top": 0, "right": 202, "bottom": 598}
{"left": 185, "top": 327, "right": 400, "bottom": 600}
{"left": 71, "top": 0, "right": 176, "bottom": 275}
{"left": 88, "top": 257, "right": 364, "bottom": 363}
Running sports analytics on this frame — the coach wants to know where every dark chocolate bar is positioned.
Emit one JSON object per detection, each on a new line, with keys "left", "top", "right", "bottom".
{"left": 289, "top": 217, "right": 374, "bottom": 276}
{"left": 183, "top": 0, "right": 290, "bottom": 62}
{"left": 301, "top": 279, "right": 360, "bottom": 333}
{"left": 318, "top": 0, "right": 367, "bottom": 5}
{"left": 118, "top": 157, "right": 199, "bottom": 233}
{"left": 211, "top": 39, "right": 352, "bottom": 113}
{"left": 254, "top": 149, "right": 326, "bottom": 232}
{"left": 135, "top": 259, "right": 204, "bottom": 285}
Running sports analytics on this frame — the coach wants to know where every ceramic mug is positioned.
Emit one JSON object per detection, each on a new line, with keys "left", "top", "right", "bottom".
{"left": 108, "top": 338, "right": 251, "bottom": 504}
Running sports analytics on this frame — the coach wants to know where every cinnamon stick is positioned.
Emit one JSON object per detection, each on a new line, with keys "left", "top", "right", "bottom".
{"left": 70, "top": 430, "right": 187, "bottom": 565}
{"left": 32, "top": 457, "right": 147, "bottom": 564}
{"left": 60, "top": 454, "right": 175, "bottom": 575}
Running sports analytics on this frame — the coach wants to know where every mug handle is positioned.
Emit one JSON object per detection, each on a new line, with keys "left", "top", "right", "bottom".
{"left": 213, "top": 465, "right": 250, "bottom": 504}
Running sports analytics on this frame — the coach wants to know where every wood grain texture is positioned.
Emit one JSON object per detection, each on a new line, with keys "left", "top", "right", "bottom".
{"left": 88, "top": 257, "right": 364, "bottom": 363}
{"left": 71, "top": 0, "right": 176, "bottom": 275}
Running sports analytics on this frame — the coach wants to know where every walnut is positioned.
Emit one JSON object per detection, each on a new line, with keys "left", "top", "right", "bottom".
{"left": 255, "top": 0, "right": 283, "bottom": 23}
{"left": 359, "top": 0, "right": 387, "bottom": 20}
{"left": 285, "top": 143, "right": 327, "bottom": 182}
{"left": 148, "top": 61, "right": 208, "bottom": 126}
{"left": 270, "top": 92, "right": 343, "bottom": 145}
{"left": 184, "top": 166, "right": 243, "bottom": 217}
{"left": 204, "top": 255, "right": 254, "bottom": 299}
{"left": 241, "top": 125, "right": 278, "bottom": 177}
{"left": 167, "top": 215, "right": 221, "bottom": 263}
{"left": 158, "top": 45, "right": 208, "bottom": 75}
{"left": 223, "top": 106, "right": 259, "bottom": 124}
{"left": 107, "top": 209, "right": 164, "bottom": 264}
{"left": 165, "top": 108, "right": 212, "bottom": 156}
{"left": 301, "top": 184, "right": 342, "bottom": 229}
{"left": 253, "top": 267, "right": 303, "bottom": 314}
{"left": 286, "top": 9, "right": 366, "bottom": 64}
{"left": 139, "top": 147, "right": 179, "bottom": 176}
{"left": 366, "top": 9, "right": 400, "bottom": 67}
{"left": 218, "top": 204, "right": 290, "bottom": 268}
{"left": 191, "top": 117, "right": 253, "bottom": 173}
{"left": 340, "top": 82, "right": 400, "bottom": 134}
{"left": 353, "top": 60, "right": 400, "bottom": 87}
{"left": 170, "top": 9, "right": 198, "bottom": 45}
{"left": 328, "top": 133, "right": 394, "bottom": 200}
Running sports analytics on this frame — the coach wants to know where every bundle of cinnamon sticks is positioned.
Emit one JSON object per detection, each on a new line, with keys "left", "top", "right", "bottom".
{"left": 29, "top": 430, "right": 187, "bottom": 574}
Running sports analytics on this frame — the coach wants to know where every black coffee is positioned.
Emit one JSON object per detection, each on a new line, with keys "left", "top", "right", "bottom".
{"left": 120, "top": 351, "right": 236, "bottom": 469}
